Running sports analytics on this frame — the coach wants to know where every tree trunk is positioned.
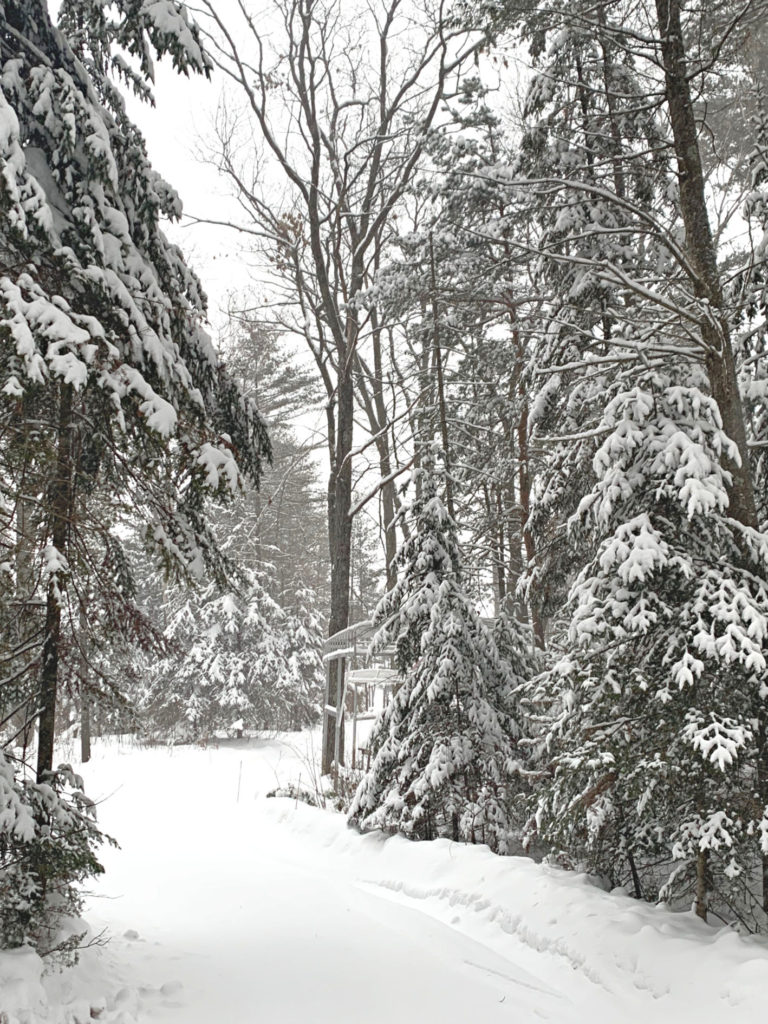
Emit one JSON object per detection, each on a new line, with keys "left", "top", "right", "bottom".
{"left": 694, "top": 849, "right": 709, "bottom": 922}
{"left": 504, "top": 294, "right": 545, "bottom": 648}
{"left": 758, "top": 711, "right": 768, "bottom": 917}
{"left": 654, "top": 0, "right": 757, "bottom": 531}
{"left": 79, "top": 603, "right": 91, "bottom": 764}
{"left": 627, "top": 849, "right": 642, "bottom": 900}
{"left": 81, "top": 691, "right": 91, "bottom": 764}
{"left": 597, "top": 2, "right": 627, "bottom": 203}
{"left": 322, "top": 315, "right": 356, "bottom": 775}
{"left": 376, "top": 437, "right": 399, "bottom": 592}
{"left": 430, "top": 235, "right": 455, "bottom": 518}
{"left": 369, "top": 307, "right": 399, "bottom": 592}
{"left": 36, "top": 384, "right": 73, "bottom": 782}
{"left": 486, "top": 485, "right": 506, "bottom": 614}
{"left": 516, "top": 400, "right": 545, "bottom": 647}
{"left": 15, "top": 400, "right": 38, "bottom": 752}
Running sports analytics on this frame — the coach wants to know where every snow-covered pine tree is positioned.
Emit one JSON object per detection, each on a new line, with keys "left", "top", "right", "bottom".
{"left": 284, "top": 582, "right": 325, "bottom": 731}
{"left": 0, "top": 760, "right": 108, "bottom": 955}
{"left": 366, "top": 450, "right": 462, "bottom": 677}
{"left": 215, "top": 313, "right": 328, "bottom": 604}
{"left": 532, "top": 379, "right": 768, "bottom": 924}
{"left": 492, "top": 598, "right": 541, "bottom": 696}
{"left": 397, "top": 80, "right": 544, "bottom": 632}
{"left": 0, "top": 1, "right": 270, "bottom": 780}
{"left": 349, "top": 451, "right": 529, "bottom": 852}
{"left": 492, "top": 0, "right": 768, "bottom": 925}
{"left": 139, "top": 570, "right": 317, "bottom": 741}
{"left": 511, "top": 0, "right": 675, "bottom": 641}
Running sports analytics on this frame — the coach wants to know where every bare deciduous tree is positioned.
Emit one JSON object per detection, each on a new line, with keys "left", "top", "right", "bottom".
{"left": 196, "top": 0, "right": 482, "bottom": 771}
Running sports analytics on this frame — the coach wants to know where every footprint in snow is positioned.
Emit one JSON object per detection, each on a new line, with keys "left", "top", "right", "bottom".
{"left": 111, "top": 987, "right": 140, "bottom": 1017}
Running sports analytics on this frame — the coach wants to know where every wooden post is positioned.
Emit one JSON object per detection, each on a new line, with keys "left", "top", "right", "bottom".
{"left": 322, "top": 656, "right": 334, "bottom": 775}
{"left": 351, "top": 680, "right": 358, "bottom": 770}
{"left": 333, "top": 656, "right": 346, "bottom": 785}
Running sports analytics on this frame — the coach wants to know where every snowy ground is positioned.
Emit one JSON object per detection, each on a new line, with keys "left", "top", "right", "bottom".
{"left": 4, "top": 733, "right": 768, "bottom": 1023}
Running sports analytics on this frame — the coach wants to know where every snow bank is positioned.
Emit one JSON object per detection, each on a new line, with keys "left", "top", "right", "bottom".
{"left": 0, "top": 926, "right": 130, "bottom": 1024}
{"left": 0, "top": 947, "right": 47, "bottom": 1023}
{"left": 262, "top": 796, "right": 768, "bottom": 1020}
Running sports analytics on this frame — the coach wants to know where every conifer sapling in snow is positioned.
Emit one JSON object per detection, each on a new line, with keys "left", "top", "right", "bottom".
{"left": 350, "top": 451, "right": 529, "bottom": 852}
{"left": 138, "top": 571, "right": 319, "bottom": 741}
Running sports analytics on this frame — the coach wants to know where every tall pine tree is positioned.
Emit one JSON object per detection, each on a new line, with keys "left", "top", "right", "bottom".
{"left": 0, "top": 1, "right": 270, "bottom": 779}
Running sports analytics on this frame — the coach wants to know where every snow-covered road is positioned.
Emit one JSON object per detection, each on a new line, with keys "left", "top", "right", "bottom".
{"left": 84, "top": 736, "right": 581, "bottom": 1023}
{"left": 5, "top": 733, "right": 768, "bottom": 1023}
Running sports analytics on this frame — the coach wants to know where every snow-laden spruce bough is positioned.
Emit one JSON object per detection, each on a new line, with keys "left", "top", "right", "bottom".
{"left": 0, "top": 0, "right": 269, "bottom": 955}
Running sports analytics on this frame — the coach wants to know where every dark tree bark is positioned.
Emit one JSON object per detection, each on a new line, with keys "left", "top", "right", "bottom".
{"left": 323, "top": 351, "right": 354, "bottom": 773}
{"left": 79, "top": 603, "right": 91, "bottom": 764}
{"left": 36, "top": 384, "right": 74, "bottom": 782}
{"left": 362, "top": 307, "right": 400, "bottom": 593}
{"left": 80, "top": 691, "right": 92, "bottom": 764}
{"left": 695, "top": 850, "right": 709, "bottom": 923}
{"left": 13, "top": 390, "right": 40, "bottom": 752}
{"left": 505, "top": 297, "right": 545, "bottom": 647}
{"left": 654, "top": 0, "right": 757, "bottom": 531}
